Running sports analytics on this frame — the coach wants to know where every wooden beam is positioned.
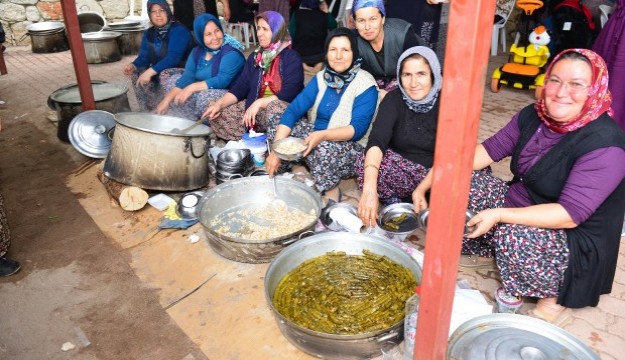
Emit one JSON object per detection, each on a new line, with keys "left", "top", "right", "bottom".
{"left": 60, "top": 0, "right": 96, "bottom": 110}
{"left": 413, "top": 0, "right": 496, "bottom": 359}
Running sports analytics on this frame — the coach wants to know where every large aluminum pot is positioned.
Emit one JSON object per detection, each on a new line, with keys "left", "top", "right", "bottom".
{"left": 116, "top": 27, "right": 145, "bottom": 55}
{"left": 48, "top": 81, "right": 130, "bottom": 143}
{"left": 197, "top": 176, "right": 322, "bottom": 263}
{"left": 82, "top": 31, "right": 122, "bottom": 64}
{"left": 103, "top": 113, "right": 212, "bottom": 191}
{"left": 77, "top": 11, "right": 107, "bottom": 33}
{"left": 265, "top": 233, "right": 422, "bottom": 359}
{"left": 22, "top": 22, "right": 69, "bottom": 53}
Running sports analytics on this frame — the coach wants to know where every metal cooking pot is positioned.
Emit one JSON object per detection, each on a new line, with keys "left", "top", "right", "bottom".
{"left": 115, "top": 27, "right": 145, "bottom": 55}
{"left": 48, "top": 81, "right": 130, "bottom": 142}
{"left": 103, "top": 113, "right": 212, "bottom": 191}
{"left": 77, "top": 11, "right": 107, "bottom": 33}
{"left": 197, "top": 176, "right": 322, "bottom": 263}
{"left": 82, "top": 31, "right": 123, "bottom": 64}
{"left": 265, "top": 233, "right": 422, "bottom": 359}
{"left": 21, "top": 22, "right": 69, "bottom": 53}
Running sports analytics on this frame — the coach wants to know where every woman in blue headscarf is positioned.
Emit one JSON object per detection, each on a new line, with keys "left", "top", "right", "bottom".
{"left": 154, "top": 14, "right": 246, "bottom": 119}
{"left": 123, "top": 0, "right": 194, "bottom": 111}
{"left": 203, "top": 11, "right": 304, "bottom": 140}
{"left": 265, "top": 28, "right": 379, "bottom": 203}
{"left": 351, "top": 0, "right": 424, "bottom": 94}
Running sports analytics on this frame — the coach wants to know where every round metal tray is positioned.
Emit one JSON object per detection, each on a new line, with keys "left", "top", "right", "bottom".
{"left": 68, "top": 110, "right": 116, "bottom": 158}
{"left": 447, "top": 313, "right": 600, "bottom": 360}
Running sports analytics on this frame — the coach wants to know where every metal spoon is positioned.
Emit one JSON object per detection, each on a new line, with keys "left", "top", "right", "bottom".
{"left": 171, "top": 118, "right": 205, "bottom": 135}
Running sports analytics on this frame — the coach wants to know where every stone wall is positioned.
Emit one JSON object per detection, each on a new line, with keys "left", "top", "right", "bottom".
{"left": 0, "top": 0, "right": 160, "bottom": 46}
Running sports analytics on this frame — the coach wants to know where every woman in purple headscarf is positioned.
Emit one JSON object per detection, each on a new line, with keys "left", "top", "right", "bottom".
{"left": 351, "top": 0, "right": 424, "bottom": 94}
{"left": 122, "top": 0, "right": 194, "bottom": 111}
{"left": 203, "top": 11, "right": 304, "bottom": 140}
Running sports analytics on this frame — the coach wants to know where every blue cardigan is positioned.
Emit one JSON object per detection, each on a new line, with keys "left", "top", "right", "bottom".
{"left": 176, "top": 45, "right": 245, "bottom": 90}
{"left": 280, "top": 76, "right": 378, "bottom": 141}
{"left": 228, "top": 48, "right": 304, "bottom": 109}
{"left": 132, "top": 22, "right": 194, "bottom": 73}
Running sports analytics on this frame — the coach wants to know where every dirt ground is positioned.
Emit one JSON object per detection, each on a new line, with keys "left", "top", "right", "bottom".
{"left": 0, "top": 54, "right": 208, "bottom": 359}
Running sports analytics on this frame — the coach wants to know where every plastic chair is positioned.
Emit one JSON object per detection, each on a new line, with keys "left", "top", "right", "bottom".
{"left": 599, "top": 4, "right": 614, "bottom": 29}
{"left": 329, "top": 0, "right": 350, "bottom": 27}
{"left": 226, "top": 22, "right": 257, "bottom": 49}
{"left": 491, "top": 0, "right": 516, "bottom": 56}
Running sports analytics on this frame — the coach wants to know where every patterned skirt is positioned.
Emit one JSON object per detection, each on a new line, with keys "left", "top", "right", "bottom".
{"left": 355, "top": 148, "right": 429, "bottom": 204}
{"left": 265, "top": 117, "right": 364, "bottom": 192}
{"left": 0, "top": 192, "right": 11, "bottom": 258}
{"left": 168, "top": 89, "right": 228, "bottom": 121}
{"left": 133, "top": 68, "right": 185, "bottom": 112}
{"left": 209, "top": 98, "right": 289, "bottom": 141}
{"left": 464, "top": 169, "right": 569, "bottom": 298}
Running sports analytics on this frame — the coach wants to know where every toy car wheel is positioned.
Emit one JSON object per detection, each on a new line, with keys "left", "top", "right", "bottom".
{"left": 490, "top": 78, "right": 502, "bottom": 93}
{"left": 534, "top": 86, "right": 543, "bottom": 100}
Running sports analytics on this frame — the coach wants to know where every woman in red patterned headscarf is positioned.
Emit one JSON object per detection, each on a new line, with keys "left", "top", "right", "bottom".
{"left": 414, "top": 49, "right": 625, "bottom": 327}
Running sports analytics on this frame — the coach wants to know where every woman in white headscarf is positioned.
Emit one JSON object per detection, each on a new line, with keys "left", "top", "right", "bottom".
{"left": 357, "top": 46, "right": 442, "bottom": 225}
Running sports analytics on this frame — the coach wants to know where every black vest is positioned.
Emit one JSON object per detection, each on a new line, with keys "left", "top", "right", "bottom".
{"left": 292, "top": 9, "right": 329, "bottom": 58}
{"left": 357, "top": 18, "right": 412, "bottom": 82}
{"left": 512, "top": 105, "right": 625, "bottom": 308}
{"left": 146, "top": 22, "right": 192, "bottom": 68}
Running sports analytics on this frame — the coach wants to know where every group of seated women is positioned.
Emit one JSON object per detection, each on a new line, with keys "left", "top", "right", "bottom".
{"left": 123, "top": 0, "right": 625, "bottom": 325}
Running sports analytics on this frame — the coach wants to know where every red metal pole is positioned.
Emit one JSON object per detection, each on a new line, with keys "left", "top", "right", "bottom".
{"left": 60, "top": 0, "right": 95, "bottom": 110}
{"left": 413, "top": 0, "right": 496, "bottom": 359}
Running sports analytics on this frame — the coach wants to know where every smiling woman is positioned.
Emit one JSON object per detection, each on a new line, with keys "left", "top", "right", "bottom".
{"left": 355, "top": 46, "right": 442, "bottom": 222}
{"left": 413, "top": 49, "right": 625, "bottom": 328}
{"left": 153, "top": 13, "right": 246, "bottom": 119}
{"left": 265, "top": 27, "right": 379, "bottom": 203}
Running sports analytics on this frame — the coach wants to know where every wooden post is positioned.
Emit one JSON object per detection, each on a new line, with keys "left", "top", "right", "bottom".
{"left": 413, "top": 0, "right": 497, "bottom": 359}
{"left": 97, "top": 170, "right": 149, "bottom": 211}
{"left": 60, "top": 0, "right": 96, "bottom": 110}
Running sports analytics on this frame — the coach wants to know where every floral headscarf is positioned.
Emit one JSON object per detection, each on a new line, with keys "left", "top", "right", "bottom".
{"left": 254, "top": 11, "right": 291, "bottom": 72}
{"left": 535, "top": 48, "right": 613, "bottom": 133}
{"left": 396, "top": 46, "right": 442, "bottom": 113}
{"left": 323, "top": 27, "right": 362, "bottom": 90}
{"left": 193, "top": 14, "right": 244, "bottom": 55}
{"left": 351, "top": 0, "right": 386, "bottom": 17}
{"left": 147, "top": 0, "right": 174, "bottom": 38}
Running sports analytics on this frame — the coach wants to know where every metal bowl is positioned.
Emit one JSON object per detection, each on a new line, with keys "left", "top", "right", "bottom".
{"left": 176, "top": 191, "right": 204, "bottom": 220}
{"left": 377, "top": 203, "right": 419, "bottom": 235}
{"left": 272, "top": 137, "right": 306, "bottom": 161}
{"left": 418, "top": 208, "right": 476, "bottom": 235}
{"left": 217, "top": 148, "right": 251, "bottom": 165}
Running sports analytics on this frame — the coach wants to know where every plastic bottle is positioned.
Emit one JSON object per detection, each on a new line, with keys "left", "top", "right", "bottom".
{"left": 242, "top": 131, "right": 268, "bottom": 166}
{"left": 403, "top": 286, "right": 421, "bottom": 360}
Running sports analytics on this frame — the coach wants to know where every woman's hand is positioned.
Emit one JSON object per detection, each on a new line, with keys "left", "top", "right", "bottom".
{"left": 154, "top": 99, "right": 171, "bottom": 114}
{"left": 242, "top": 98, "right": 266, "bottom": 128}
{"left": 412, "top": 185, "right": 429, "bottom": 212}
{"left": 358, "top": 188, "right": 379, "bottom": 228}
{"left": 303, "top": 130, "right": 327, "bottom": 156}
{"left": 203, "top": 102, "right": 222, "bottom": 120}
{"left": 173, "top": 87, "right": 195, "bottom": 105}
{"left": 137, "top": 68, "right": 156, "bottom": 87}
{"left": 265, "top": 152, "right": 282, "bottom": 177}
{"left": 123, "top": 63, "right": 136, "bottom": 77}
{"left": 465, "top": 208, "right": 501, "bottom": 238}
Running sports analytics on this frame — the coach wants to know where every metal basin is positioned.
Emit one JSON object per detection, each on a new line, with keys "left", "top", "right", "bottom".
{"left": 197, "top": 176, "right": 322, "bottom": 263}
{"left": 265, "top": 232, "right": 422, "bottom": 359}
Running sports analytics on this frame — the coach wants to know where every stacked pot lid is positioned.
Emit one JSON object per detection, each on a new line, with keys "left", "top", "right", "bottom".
{"left": 26, "top": 21, "right": 65, "bottom": 35}
{"left": 215, "top": 149, "right": 254, "bottom": 184}
{"left": 106, "top": 20, "right": 144, "bottom": 31}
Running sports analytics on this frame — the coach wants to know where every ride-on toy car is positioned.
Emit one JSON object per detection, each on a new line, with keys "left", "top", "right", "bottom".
{"left": 491, "top": 0, "right": 550, "bottom": 99}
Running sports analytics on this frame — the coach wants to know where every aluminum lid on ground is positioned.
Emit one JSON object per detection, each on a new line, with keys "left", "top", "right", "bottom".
{"left": 68, "top": 110, "right": 116, "bottom": 158}
{"left": 447, "top": 313, "right": 599, "bottom": 360}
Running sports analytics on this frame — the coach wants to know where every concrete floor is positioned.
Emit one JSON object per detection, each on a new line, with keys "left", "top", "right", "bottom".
{"left": 0, "top": 46, "right": 624, "bottom": 359}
